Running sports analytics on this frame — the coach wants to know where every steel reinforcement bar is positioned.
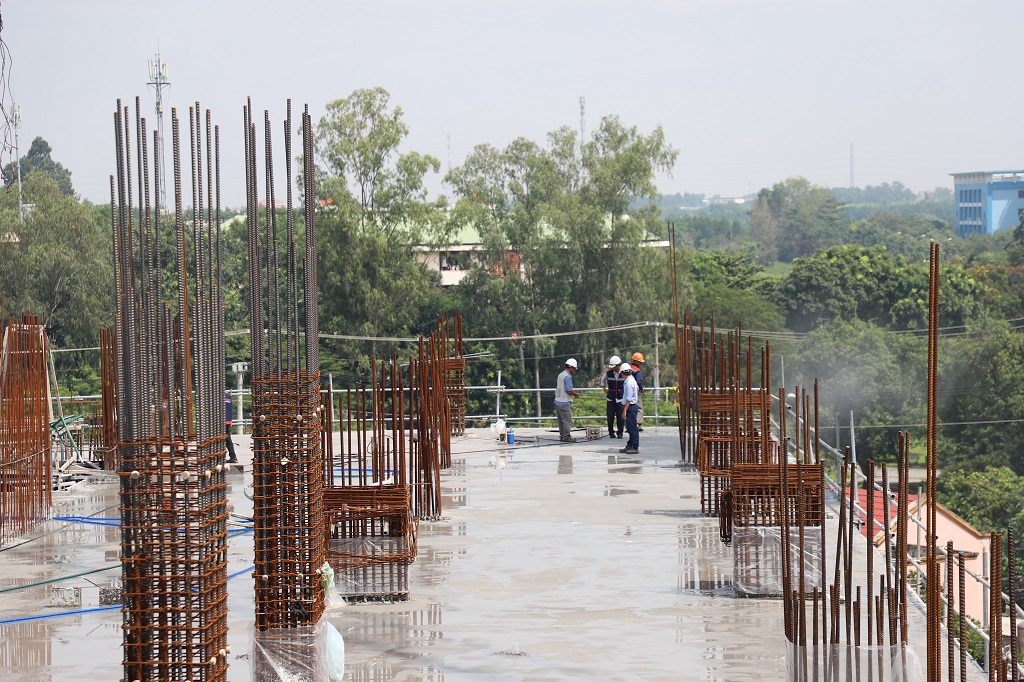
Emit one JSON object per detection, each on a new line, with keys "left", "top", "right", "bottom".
{"left": 112, "top": 98, "right": 230, "bottom": 682}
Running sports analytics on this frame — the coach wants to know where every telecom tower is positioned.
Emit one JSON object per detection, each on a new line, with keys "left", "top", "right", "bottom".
{"left": 849, "top": 142, "right": 855, "bottom": 189}
{"left": 147, "top": 53, "right": 170, "bottom": 211}
{"left": 579, "top": 96, "right": 586, "bottom": 142}
{"left": 11, "top": 102, "right": 22, "bottom": 224}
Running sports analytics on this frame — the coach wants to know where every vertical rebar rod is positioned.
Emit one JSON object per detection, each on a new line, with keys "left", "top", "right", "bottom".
{"left": 927, "top": 240, "right": 941, "bottom": 681}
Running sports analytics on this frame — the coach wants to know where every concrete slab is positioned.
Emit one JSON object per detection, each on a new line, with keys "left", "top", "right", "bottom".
{"left": 0, "top": 427, "right": 986, "bottom": 681}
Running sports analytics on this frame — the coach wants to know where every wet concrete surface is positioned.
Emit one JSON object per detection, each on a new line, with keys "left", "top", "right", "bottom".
{"left": 0, "top": 426, "right": 975, "bottom": 681}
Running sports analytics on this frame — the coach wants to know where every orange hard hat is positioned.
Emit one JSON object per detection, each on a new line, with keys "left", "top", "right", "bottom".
{"left": 631, "top": 352, "right": 644, "bottom": 363}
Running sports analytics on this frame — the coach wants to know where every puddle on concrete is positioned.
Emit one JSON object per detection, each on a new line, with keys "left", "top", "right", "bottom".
{"left": 676, "top": 523, "right": 736, "bottom": 598}
{"left": 644, "top": 508, "right": 704, "bottom": 518}
{"left": 419, "top": 521, "right": 467, "bottom": 538}
{"left": 603, "top": 486, "right": 639, "bottom": 496}
{"left": 679, "top": 576, "right": 735, "bottom": 594}
{"left": 442, "top": 488, "right": 468, "bottom": 509}
{"left": 557, "top": 455, "right": 573, "bottom": 475}
{"left": 606, "top": 455, "right": 642, "bottom": 474}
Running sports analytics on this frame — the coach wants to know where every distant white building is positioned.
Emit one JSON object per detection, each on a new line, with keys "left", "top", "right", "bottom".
{"left": 415, "top": 220, "right": 669, "bottom": 287}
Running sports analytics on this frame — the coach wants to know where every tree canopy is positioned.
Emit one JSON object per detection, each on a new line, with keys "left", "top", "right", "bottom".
{"left": 3, "top": 136, "right": 75, "bottom": 197}
{"left": 313, "top": 88, "right": 445, "bottom": 364}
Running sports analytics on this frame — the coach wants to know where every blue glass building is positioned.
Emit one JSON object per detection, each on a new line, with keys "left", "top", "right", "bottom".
{"left": 951, "top": 170, "right": 1024, "bottom": 237}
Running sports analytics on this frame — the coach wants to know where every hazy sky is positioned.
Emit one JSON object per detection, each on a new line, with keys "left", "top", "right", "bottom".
{"left": 3, "top": 1, "right": 1022, "bottom": 209}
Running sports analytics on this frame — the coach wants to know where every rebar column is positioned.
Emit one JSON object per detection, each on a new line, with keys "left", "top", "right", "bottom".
{"left": 245, "top": 100, "right": 328, "bottom": 639}
{"left": 0, "top": 314, "right": 53, "bottom": 546}
{"left": 113, "top": 98, "right": 230, "bottom": 682}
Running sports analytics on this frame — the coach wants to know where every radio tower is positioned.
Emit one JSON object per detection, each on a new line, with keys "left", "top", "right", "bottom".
{"left": 147, "top": 52, "right": 170, "bottom": 211}
{"left": 849, "top": 142, "right": 855, "bottom": 189}
{"left": 579, "top": 96, "right": 586, "bottom": 142}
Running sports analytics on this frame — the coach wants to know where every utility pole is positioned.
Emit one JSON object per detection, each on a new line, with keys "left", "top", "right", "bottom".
{"left": 147, "top": 53, "right": 170, "bottom": 211}
{"left": 230, "top": 362, "right": 248, "bottom": 435}
{"left": 653, "top": 325, "right": 660, "bottom": 426}
{"left": 11, "top": 102, "right": 23, "bottom": 225}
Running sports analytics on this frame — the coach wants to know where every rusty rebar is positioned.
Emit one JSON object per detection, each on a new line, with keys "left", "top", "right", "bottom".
{"left": 927, "top": 241, "right": 941, "bottom": 682}
{"left": 0, "top": 314, "right": 52, "bottom": 546}
{"left": 245, "top": 99, "right": 327, "bottom": 635}
{"left": 1010, "top": 529, "right": 1020, "bottom": 682}
{"left": 112, "top": 98, "right": 230, "bottom": 682}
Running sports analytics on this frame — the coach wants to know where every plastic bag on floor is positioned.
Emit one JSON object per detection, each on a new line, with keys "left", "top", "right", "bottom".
{"left": 323, "top": 621, "right": 346, "bottom": 681}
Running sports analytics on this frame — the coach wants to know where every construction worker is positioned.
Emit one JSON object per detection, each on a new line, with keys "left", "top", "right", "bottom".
{"left": 554, "top": 358, "right": 582, "bottom": 442}
{"left": 630, "top": 352, "right": 646, "bottom": 431}
{"left": 224, "top": 391, "right": 238, "bottom": 463}
{"left": 619, "top": 362, "right": 640, "bottom": 454}
{"left": 600, "top": 355, "right": 625, "bottom": 438}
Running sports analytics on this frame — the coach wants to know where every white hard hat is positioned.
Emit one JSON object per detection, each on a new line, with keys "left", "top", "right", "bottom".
{"left": 565, "top": 358, "right": 578, "bottom": 369}
{"left": 619, "top": 362, "right": 632, "bottom": 373}
{"left": 608, "top": 355, "right": 621, "bottom": 367}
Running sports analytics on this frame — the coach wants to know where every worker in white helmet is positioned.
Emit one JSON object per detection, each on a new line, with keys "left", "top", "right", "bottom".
{"left": 554, "top": 358, "right": 581, "bottom": 442}
{"left": 630, "top": 352, "right": 646, "bottom": 432}
{"left": 619, "top": 362, "right": 640, "bottom": 454}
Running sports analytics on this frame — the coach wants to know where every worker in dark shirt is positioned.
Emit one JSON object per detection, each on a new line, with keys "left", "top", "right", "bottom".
{"left": 600, "top": 355, "right": 625, "bottom": 438}
{"left": 225, "top": 391, "right": 238, "bottom": 463}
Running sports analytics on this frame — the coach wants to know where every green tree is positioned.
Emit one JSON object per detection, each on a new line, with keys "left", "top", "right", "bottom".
{"left": 749, "top": 177, "right": 847, "bottom": 263}
{"left": 749, "top": 190, "right": 781, "bottom": 263}
{"left": 0, "top": 174, "right": 112, "bottom": 392}
{"left": 1007, "top": 212, "right": 1024, "bottom": 265}
{"left": 967, "top": 263, "right": 1024, "bottom": 319}
{"left": 937, "top": 466, "right": 1024, "bottom": 534}
{"left": 778, "top": 186, "right": 845, "bottom": 262}
{"left": 312, "top": 88, "right": 444, "bottom": 366}
{"left": 940, "top": 322, "right": 1024, "bottom": 474}
{"left": 4, "top": 137, "right": 75, "bottom": 197}
{"left": 315, "top": 87, "right": 444, "bottom": 240}
{"left": 790, "top": 320, "right": 925, "bottom": 460}
{"left": 775, "top": 245, "right": 986, "bottom": 332}
{"left": 839, "top": 187, "right": 954, "bottom": 226}
{"left": 843, "top": 212, "right": 957, "bottom": 261}
{"left": 674, "top": 214, "right": 750, "bottom": 251}
{"left": 830, "top": 181, "right": 916, "bottom": 206}
{"left": 687, "top": 251, "right": 784, "bottom": 331}
{"left": 445, "top": 116, "right": 677, "bottom": 410}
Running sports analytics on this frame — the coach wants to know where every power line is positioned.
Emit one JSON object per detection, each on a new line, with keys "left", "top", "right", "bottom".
{"left": 854, "top": 418, "right": 1024, "bottom": 430}
{"left": 52, "top": 315, "right": 1024, "bottom": 354}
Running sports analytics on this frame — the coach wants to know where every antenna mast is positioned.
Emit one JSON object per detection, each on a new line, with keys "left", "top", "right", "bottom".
{"left": 11, "top": 103, "right": 22, "bottom": 225}
{"left": 849, "top": 142, "right": 854, "bottom": 189}
{"left": 579, "top": 96, "right": 586, "bottom": 142}
{"left": 147, "top": 53, "right": 170, "bottom": 211}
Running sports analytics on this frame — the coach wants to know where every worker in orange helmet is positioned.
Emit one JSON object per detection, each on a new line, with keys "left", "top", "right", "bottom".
{"left": 629, "top": 352, "right": 646, "bottom": 432}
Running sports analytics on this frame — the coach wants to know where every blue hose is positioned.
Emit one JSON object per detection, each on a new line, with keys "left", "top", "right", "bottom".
{"left": 0, "top": 564, "right": 258, "bottom": 625}
{"left": 0, "top": 605, "right": 120, "bottom": 625}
